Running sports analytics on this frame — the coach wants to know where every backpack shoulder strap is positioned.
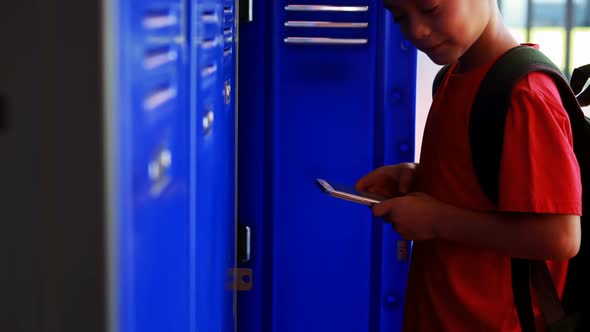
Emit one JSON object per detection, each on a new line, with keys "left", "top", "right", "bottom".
{"left": 432, "top": 64, "right": 452, "bottom": 98}
{"left": 571, "top": 64, "right": 590, "bottom": 107}
{"left": 469, "top": 45, "right": 586, "bottom": 332}
{"left": 562, "top": 67, "right": 590, "bottom": 318}
{"left": 469, "top": 45, "right": 583, "bottom": 205}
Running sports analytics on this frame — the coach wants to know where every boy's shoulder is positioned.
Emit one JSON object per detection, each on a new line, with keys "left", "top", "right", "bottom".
{"left": 511, "top": 71, "right": 566, "bottom": 113}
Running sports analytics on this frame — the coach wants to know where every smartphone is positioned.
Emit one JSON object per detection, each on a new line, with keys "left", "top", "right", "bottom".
{"left": 316, "top": 178, "right": 388, "bottom": 206}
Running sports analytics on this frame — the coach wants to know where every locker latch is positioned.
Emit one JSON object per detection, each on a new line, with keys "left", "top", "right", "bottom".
{"left": 239, "top": 0, "right": 253, "bottom": 22}
{"left": 226, "top": 225, "right": 253, "bottom": 292}
{"left": 238, "top": 225, "right": 251, "bottom": 263}
{"left": 224, "top": 80, "right": 231, "bottom": 105}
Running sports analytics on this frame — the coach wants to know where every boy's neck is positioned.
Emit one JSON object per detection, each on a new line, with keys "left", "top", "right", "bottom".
{"left": 456, "top": 10, "right": 519, "bottom": 73}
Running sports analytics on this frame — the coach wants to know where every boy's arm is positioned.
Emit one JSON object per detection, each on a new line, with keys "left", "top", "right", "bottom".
{"left": 434, "top": 202, "right": 580, "bottom": 261}
{"left": 374, "top": 193, "right": 580, "bottom": 261}
{"left": 436, "top": 73, "right": 581, "bottom": 261}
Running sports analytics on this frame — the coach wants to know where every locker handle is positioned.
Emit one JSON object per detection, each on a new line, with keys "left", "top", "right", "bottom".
{"left": 284, "top": 21, "right": 368, "bottom": 28}
{"left": 240, "top": 0, "right": 253, "bottom": 22}
{"left": 285, "top": 5, "right": 369, "bottom": 12}
{"left": 148, "top": 147, "right": 172, "bottom": 197}
{"left": 284, "top": 37, "right": 368, "bottom": 45}
{"left": 237, "top": 225, "right": 251, "bottom": 263}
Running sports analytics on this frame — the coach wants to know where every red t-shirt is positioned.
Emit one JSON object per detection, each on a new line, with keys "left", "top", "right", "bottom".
{"left": 403, "top": 52, "right": 582, "bottom": 331}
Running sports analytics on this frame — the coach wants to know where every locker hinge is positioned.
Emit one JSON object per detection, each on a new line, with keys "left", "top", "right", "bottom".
{"left": 227, "top": 268, "right": 253, "bottom": 291}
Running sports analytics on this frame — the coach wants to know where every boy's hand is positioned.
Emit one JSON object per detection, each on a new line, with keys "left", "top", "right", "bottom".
{"left": 372, "top": 192, "right": 445, "bottom": 241}
{"left": 355, "top": 162, "right": 418, "bottom": 198}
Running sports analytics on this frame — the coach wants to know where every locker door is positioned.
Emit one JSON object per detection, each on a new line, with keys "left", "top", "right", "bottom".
{"left": 114, "top": 0, "right": 192, "bottom": 331}
{"left": 238, "top": 1, "right": 416, "bottom": 331}
{"left": 192, "top": 0, "right": 237, "bottom": 331}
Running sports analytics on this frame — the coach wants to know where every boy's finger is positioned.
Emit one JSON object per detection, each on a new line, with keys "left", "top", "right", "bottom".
{"left": 372, "top": 200, "right": 393, "bottom": 217}
{"left": 398, "top": 170, "right": 412, "bottom": 194}
{"left": 355, "top": 174, "right": 376, "bottom": 191}
{"left": 355, "top": 178, "right": 366, "bottom": 191}
{"left": 371, "top": 202, "right": 385, "bottom": 217}
{"left": 367, "top": 185, "right": 396, "bottom": 198}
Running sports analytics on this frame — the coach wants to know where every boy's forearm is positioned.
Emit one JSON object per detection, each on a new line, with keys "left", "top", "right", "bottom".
{"left": 433, "top": 203, "right": 580, "bottom": 260}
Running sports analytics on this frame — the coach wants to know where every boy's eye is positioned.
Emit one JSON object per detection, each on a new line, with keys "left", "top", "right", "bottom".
{"left": 393, "top": 13, "right": 406, "bottom": 23}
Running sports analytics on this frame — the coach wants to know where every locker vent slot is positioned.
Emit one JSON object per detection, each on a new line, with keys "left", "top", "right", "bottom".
{"left": 201, "top": 64, "right": 218, "bottom": 77}
{"left": 201, "top": 9, "right": 219, "bottom": 23}
{"left": 224, "top": 5, "right": 233, "bottom": 14}
{"left": 284, "top": 3, "right": 370, "bottom": 45}
{"left": 201, "top": 37, "right": 219, "bottom": 49}
{"left": 223, "top": 2, "right": 234, "bottom": 47}
{"left": 144, "top": 85, "right": 177, "bottom": 111}
{"left": 224, "top": 26, "right": 233, "bottom": 43}
{"left": 284, "top": 37, "right": 367, "bottom": 45}
{"left": 143, "top": 47, "right": 178, "bottom": 70}
{"left": 284, "top": 21, "right": 368, "bottom": 28}
{"left": 143, "top": 8, "right": 179, "bottom": 29}
{"left": 285, "top": 5, "right": 368, "bottom": 12}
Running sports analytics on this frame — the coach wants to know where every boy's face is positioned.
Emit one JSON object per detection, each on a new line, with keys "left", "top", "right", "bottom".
{"left": 384, "top": 0, "right": 493, "bottom": 65}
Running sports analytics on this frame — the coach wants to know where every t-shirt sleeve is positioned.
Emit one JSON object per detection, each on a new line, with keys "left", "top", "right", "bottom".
{"left": 498, "top": 72, "right": 582, "bottom": 214}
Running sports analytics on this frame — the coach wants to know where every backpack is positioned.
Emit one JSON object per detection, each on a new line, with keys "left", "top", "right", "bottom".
{"left": 432, "top": 45, "right": 590, "bottom": 332}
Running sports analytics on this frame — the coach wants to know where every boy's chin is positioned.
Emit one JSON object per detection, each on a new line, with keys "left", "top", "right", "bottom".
{"left": 426, "top": 53, "right": 456, "bottom": 66}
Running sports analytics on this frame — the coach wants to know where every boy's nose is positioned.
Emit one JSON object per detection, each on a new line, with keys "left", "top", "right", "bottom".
{"left": 408, "top": 19, "right": 431, "bottom": 41}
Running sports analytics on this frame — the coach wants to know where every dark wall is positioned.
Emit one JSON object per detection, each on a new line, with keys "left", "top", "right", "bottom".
{"left": 0, "top": 1, "right": 106, "bottom": 331}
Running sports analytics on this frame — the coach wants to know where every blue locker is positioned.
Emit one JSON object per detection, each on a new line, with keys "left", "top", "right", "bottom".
{"left": 109, "top": 0, "right": 411, "bottom": 329}
{"left": 238, "top": 1, "right": 416, "bottom": 331}
{"left": 192, "top": 0, "right": 237, "bottom": 331}
{"left": 111, "top": 0, "right": 237, "bottom": 331}
{"left": 114, "top": 0, "right": 192, "bottom": 331}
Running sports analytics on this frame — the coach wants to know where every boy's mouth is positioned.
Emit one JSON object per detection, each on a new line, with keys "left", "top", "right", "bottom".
{"left": 422, "top": 41, "right": 445, "bottom": 53}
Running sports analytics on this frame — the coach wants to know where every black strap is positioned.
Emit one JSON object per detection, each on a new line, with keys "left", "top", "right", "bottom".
{"left": 469, "top": 45, "right": 586, "bottom": 332}
{"left": 512, "top": 259, "right": 536, "bottom": 332}
{"left": 571, "top": 64, "right": 590, "bottom": 107}
{"left": 531, "top": 261, "right": 567, "bottom": 323}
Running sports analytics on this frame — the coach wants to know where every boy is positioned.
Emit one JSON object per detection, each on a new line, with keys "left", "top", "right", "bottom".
{"left": 356, "top": 0, "right": 582, "bottom": 331}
